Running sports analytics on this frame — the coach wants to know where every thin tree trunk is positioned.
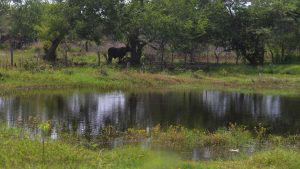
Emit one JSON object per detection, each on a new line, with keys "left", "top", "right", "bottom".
{"left": 206, "top": 50, "right": 209, "bottom": 64}
{"left": 281, "top": 43, "right": 285, "bottom": 63}
{"left": 97, "top": 51, "right": 101, "bottom": 66}
{"left": 160, "top": 43, "right": 165, "bottom": 70}
{"left": 236, "top": 50, "right": 241, "bottom": 65}
{"left": 184, "top": 53, "right": 187, "bottom": 69}
{"left": 64, "top": 51, "right": 68, "bottom": 66}
{"left": 171, "top": 51, "right": 174, "bottom": 66}
{"left": 190, "top": 50, "right": 194, "bottom": 64}
{"left": 85, "top": 41, "right": 89, "bottom": 52}
{"left": 214, "top": 47, "right": 219, "bottom": 64}
{"left": 10, "top": 41, "right": 14, "bottom": 68}
{"left": 270, "top": 49, "right": 274, "bottom": 64}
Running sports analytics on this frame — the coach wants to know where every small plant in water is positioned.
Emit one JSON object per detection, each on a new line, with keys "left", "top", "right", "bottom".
{"left": 39, "top": 121, "right": 51, "bottom": 165}
{"left": 254, "top": 123, "right": 267, "bottom": 142}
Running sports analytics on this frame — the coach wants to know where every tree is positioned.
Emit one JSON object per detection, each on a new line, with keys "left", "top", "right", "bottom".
{"left": 143, "top": 0, "right": 208, "bottom": 66}
{"left": 99, "top": 0, "right": 151, "bottom": 65}
{"left": 0, "top": 0, "right": 43, "bottom": 67}
{"left": 266, "top": 0, "right": 300, "bottom": 63}
{"left": 0, "top": 0, "right": 10, "bottom": 17}
{"left": 35, "top": 1, "right": 77, "bottom": 61}
{"left": 70, "top": 0, "right": 104, "bottom": 44}
{"left": 208, "top": 0, "right": 273, "bottom": 65}
{"left": 0, "top": 0, "right": 11, "bottom": 40}
{"left": 10, "top": 0, "right": 43, "bottom": 48}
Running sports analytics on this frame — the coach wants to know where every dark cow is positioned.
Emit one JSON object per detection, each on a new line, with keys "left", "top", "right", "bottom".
{"left": 107, "top": 46, "right": 131, "bottom": 64}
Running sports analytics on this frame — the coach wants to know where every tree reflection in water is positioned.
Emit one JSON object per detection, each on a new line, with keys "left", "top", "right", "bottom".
{"left": 0, "top": 90, "right": 299, "bottom": 138}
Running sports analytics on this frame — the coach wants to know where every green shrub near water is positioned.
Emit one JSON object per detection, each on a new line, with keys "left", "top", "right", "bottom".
{"left": 114, "top": 124, "right": 254, "bottom": 151}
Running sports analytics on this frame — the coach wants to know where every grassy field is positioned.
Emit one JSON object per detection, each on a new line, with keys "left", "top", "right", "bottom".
{"left": 1, "top": 126, "right": 300, "bottom": 169}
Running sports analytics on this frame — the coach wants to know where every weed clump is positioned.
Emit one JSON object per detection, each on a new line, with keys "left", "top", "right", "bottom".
{"left": 99, "top": 67, "right": 108, "bottom": 76}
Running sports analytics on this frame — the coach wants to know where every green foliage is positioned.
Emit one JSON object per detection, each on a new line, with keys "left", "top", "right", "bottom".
{"left": 9, "top": 0, "right": 43, "bottom": 42}
{"left": 35, "top": 2, "right": 73, "bottom": 41}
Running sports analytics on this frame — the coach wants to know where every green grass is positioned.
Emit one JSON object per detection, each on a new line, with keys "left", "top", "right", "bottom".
{"left": 1, "top": 127, "right": 300, "bottom": 169}
{"left": 204, "top": 148, "right": 300, "bottom": 169}
{"left": 1, "top": 64, "right": 299, "bottom": 96}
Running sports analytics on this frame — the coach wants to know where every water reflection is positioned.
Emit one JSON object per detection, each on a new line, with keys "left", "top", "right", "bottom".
{"left": 0, "top": 90, "right": 299, "bottom": 137}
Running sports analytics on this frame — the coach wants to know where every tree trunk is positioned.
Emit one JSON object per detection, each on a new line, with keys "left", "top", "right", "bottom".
{"left": 236, "top": 50, "right": 240, "bottom": 65}
{"left": 44, "top": 35, "right": 64, "bottom": 62}
{"left": 10, "top": 41, "right": 14, "bottom": 68}
{"left": 160, "top": 43, "right": 165, "bottom": 70}
{"left": 129, "top": 35, "right": 145, "bottom": 66}
{"left": 130, "top": 47, "right": 140, "bottom": 65}
{"left": 184, "top": 53, "right": 187, "bottom": 69}
{"left": 97, "top": 51, "right": 101, "bottom": 66}
{"left": 85, "top": 41, "right": 89, "bottom": 52}
{"left": 206, "top": 50, "right": 209, "bottom": 64}
{"left": 171, "top": 51, "right": 174, "bottom": 66}
{"left": 257, "top": 38, "right": 265, "bottom": 65}
{"left": 281, "top": 43, "right": 285, "bottom": 63}
{"left": 270, "top": 49, "right": 274, "bottom": 64}
{"left": 214, "top": 52, "right": 219, "bottom": 64}
{"left": 190, "top": 50, "right": 194, "bottom": 64}
{"left": 64, "top": 51, "right": 68, "bottom": 66}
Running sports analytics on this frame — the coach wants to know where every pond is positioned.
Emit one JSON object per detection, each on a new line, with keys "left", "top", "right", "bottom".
{"left": 1, "top": 89, "right": 299, "bottom": 136}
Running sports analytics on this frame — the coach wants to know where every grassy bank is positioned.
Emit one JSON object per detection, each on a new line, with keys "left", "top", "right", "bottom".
{"left": 0, "top": 49, "right": 299, "bottom": 95}
{"left": 0, "top": 64, "right": 300, "bottom": 96}
{"left": 1, "top": 127, "right": 300, "bottom": 169}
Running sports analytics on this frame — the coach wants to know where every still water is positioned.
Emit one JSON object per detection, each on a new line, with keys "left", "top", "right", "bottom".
{"left": 0, "top": 90, "right": 300, "bottom": 137}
